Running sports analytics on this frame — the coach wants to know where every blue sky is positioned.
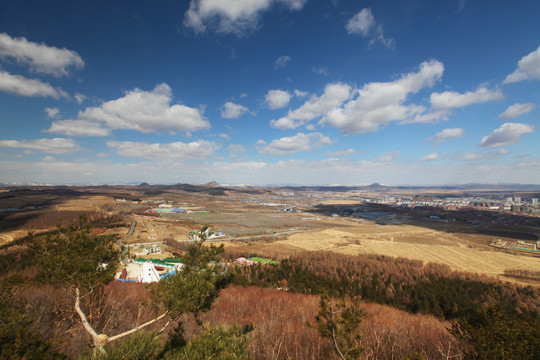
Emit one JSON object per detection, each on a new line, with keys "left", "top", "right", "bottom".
{"left": 0, "top": 0, "right": 539, "bottom": 185}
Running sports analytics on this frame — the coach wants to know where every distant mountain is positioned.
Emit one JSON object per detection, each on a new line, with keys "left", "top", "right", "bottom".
{"left": 277, "top": 183, "right": 540, "bottom": 192}
{"left": 366, "top": 183, "right": 387, "bottom": 189}
{"left": 139, "top": 182, "right": 150, "bottom": 187}
{"left": 201, "top": 181, "right": 219, "bottom": 187}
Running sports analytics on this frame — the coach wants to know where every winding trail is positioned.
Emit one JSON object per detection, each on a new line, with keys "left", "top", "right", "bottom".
{"left": 118, "top": 218, "right": 136, "bottom": 264}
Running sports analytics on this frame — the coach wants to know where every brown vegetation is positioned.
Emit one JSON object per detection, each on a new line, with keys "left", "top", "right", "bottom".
{"left": 200, "top": 286, "right": 462, "bottom": 360}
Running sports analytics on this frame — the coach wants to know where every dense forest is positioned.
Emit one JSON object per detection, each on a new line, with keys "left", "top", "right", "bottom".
{"left": 1, "top": 217, "right": 539, "bottom": 359}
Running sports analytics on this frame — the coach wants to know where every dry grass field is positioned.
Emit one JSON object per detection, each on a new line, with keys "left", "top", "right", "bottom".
{"left": 269, "top": 219, "right": 540, "bottom": 276}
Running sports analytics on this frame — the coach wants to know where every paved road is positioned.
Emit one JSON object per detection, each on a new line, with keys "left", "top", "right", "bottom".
{"left": 182, "top": 228, "right": 312, "bottom": 242}
{"left": 118, "top": 218, "right": 136, "bottom": 264}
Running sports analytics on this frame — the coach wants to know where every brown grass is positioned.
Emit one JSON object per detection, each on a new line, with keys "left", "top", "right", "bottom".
{"left": 199, "top": 286, "right": 462, "bottom": 360}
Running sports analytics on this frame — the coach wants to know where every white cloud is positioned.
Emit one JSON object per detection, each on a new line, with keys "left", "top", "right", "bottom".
{"left": 428, "top": 128, "right": 464, "bottom": 145}
{"left": 419, "top": 152, "right": 439, "bottom": 162}
{"left": 503, "top": 45, "right": 540, "bottom": 83}
{"left": 221, "top": 101, "right": 249, "bottom": 118}
{"left": 0, "top": 138, "right": 80, "bottom": 154}
{"left": 376, "top": 151, "right": 400, "bottom": 162}
{"left": 294, "top": 89, "right": 308, "bottom": 97}
{"left": 271, "top": 82, "right": 352, "bottom": 129}
{"left": 478, "top": 122, "right": 535, "bottom": 148}
{"left": 405, "top": 109, "right": 450, "bottom": 124}
{"left": 0, "top": 71, "right": 68, "bottom": 99}
{"left": 45, "top": 120, "right": 111, "bottom": 137}
{"left": 312, "top": 66, "right": 328, "bottom": 75}
{"left": 430, "top": 86, "right": 503, "bottom": 110}
{"left": 213, "top": 160, "right": 266, "bottom": 171}
{"left": 497, "top": 103, "right": 535, "bottom": 120}
{"left": 346, "top": 8, "right": 374, "bottom": 36}
{"left": 274, "top": 55, "right": 291, "bottom": 68}
{"left": 184, "top": 0, "right": 307, "bottom": 36}
{"left": 45, "top": 107, "right": 60, "bottom": 119}
{"left": 320, "top": 60, "right": 444, "bottom": 135}
{"left": 257, "top": 132, "right": 332, "bottom": 156}
{"left": 456, "top": 148, "right": 512, "bottom": 161}
{"left": 346, "top": 8, "right": 394, "bottom": 48}
{"left": 78, "top": 83, "right": 209, "bottom": 134}
{"left": 265, "top": 89, "right": 292, "bottom": 109}
{"left": 227, "top": 144, "right": 246, "bottom": 153}
{"left": 219, "top": 133, "right": 231, "bottom": 140}
{"left": 326, "top": 148, "right": 357, "bottom": 157}
{"left": 0, "top": 33, "right": 84, "bottom": 77}
{"left": 107, "top": 140, "right": 219, "bottom": 160}
{"left": 3, "top": 153, "right": 540, "bottom": 186}
{"left": 74, "top": 93, "right": 86, "bottom": 104}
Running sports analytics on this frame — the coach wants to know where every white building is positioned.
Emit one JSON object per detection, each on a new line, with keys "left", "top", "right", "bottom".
{"left": 138, "top": 260, "right": 161, "bottom": 283}
{"left": 145, "top": 245, "right": 161, "bottom": 255}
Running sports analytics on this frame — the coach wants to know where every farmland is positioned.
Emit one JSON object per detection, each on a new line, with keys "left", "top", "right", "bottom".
{"left": 1, "top": 184, "right": 539, "bottom": 283}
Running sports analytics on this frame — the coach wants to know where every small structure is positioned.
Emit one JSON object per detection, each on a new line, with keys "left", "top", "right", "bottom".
{"left": 138, "top": 260, "right": 161, "bottom": 283}
{"left": 235, "top": 257, "right": 256, "bottom": 265}
{"left": 145, "top": 245, "right": 161, "bottom": 255}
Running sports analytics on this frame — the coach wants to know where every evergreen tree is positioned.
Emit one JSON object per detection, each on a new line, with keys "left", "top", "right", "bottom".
{"left": 451, "top": 305, "right": 540, "bottom": 360}
{"left": 311, "top": 295, "right": 365, "bottom": 360}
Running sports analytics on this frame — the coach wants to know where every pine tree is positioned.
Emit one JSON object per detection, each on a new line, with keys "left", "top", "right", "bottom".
{"left": 311, "top": 295, "right": 366, "bottom": 360}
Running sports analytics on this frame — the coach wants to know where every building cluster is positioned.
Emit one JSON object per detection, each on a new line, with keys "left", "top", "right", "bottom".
{"left": 117, "top": 258, "right": 182, "bottom": 283}
{"left": 361, "top": 195, "right": 540, "bottom": 214}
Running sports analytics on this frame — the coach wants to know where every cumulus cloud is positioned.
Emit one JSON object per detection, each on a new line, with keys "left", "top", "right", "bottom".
{"left": 257, "top": 132, "right": 332, "bottom": 156}
{"left": 0, "top": 33, "right": 84, "bottom": 77}
{"left": 503, "top": 45, "right": 540, "bottom": 83}
{"left": 271, "top": 82, "right": 352, "bottom": 129}
{"left": 497, "top": 103, "right": 535, "bottom": 120}
{"left": 428, "top": 128, "right": 464, "bottom": 145}
{"left": 45, "top": 107, "right": 60, "bottom": 119}
{"left": 45, "top": 120, "right": 111, "bottom": 137}
{"left": 265, "top": 89, "right": 292, "bottom": 109}
{"left": 419, "top": 152, "right": 439, "bottom": 162}
{"left": 346, "top": 8, "right": 374, "bottom": 36}
{"left": 346, "top": 8, "right": 394, "bottom": 48}
{"left": 0, "top": 138, "right": 80, "bottom": 154}
{"left": 430, "top": 86, "right": 503, "bottom": 110}
{"left": 221, "top": 101, "right": 249, "bottom": 118}
{"left": 326, "top": 148, "right": 357, "bottom": 157}
{"left": 478, "top": 122, "right": 534, "bottom": 148}
{"left": 274, "top": 55, "right": 291, "bottom": 68}
{"left": 184, "top": 0, "right": 307, "bottom": 36}
{"left": 78, "top": 83, "right": 209, "bottom": 134}
{"left": 0, "top": 71, "right": 68, "bottom": 99}
{"left": 320, "top": 60, "right": 444, "bottom": 135}
{"left": 107, "top": 140, "right": 219, "bottom": 160}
